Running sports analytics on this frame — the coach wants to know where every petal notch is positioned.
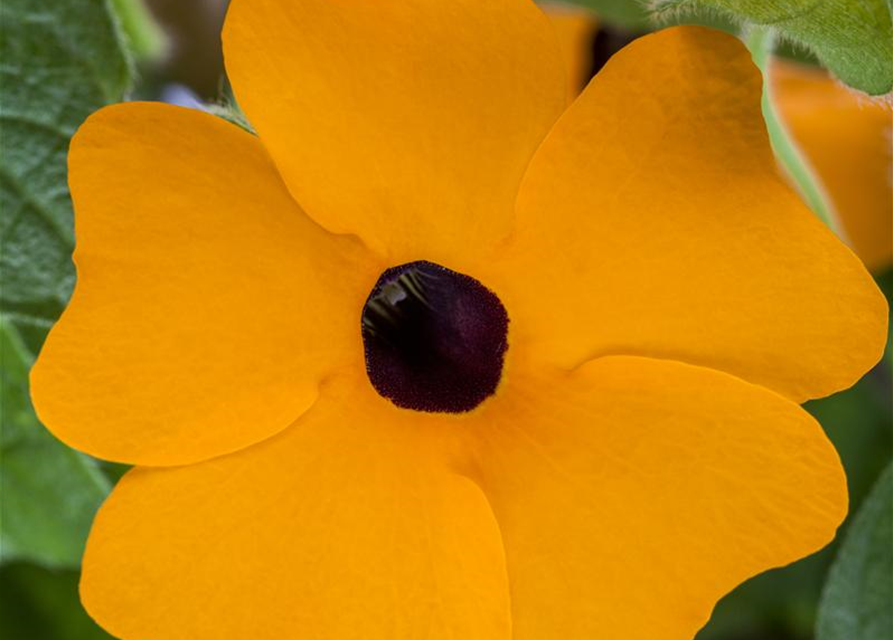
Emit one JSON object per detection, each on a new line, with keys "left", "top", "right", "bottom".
{"left": 223, "top": 0, "right": 566, "bottom": 264}
{"left": 82, "top": 373, "right": 511, "bottom": 640}
{"left": 487, "top": 26, "right": 887, "bottom": 401}
{"left": 475, "top": 355, "right": 847, "bottom": 640}
{"left": 32, "top": 103, "right": 378, "bottom": 466}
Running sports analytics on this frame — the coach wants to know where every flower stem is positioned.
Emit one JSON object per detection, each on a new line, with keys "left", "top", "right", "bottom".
{"left": 746, "top": 26, "right": 845, "bottom": 238}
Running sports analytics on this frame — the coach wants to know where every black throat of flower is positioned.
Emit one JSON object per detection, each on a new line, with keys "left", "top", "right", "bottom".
{"left": 361, "top": 260, "right": 509, "bottom": 413}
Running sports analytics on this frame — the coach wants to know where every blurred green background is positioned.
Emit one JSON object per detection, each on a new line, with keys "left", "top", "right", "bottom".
{"left": 1, "top": 1, "right": 890, "bottom": 639}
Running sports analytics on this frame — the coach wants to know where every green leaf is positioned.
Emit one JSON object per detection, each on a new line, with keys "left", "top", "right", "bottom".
{"left": 0, "top": 0, "right": 132, "bottom": 354}
{"left": 653, "top": 0, "right": 893, "bottom": 95}
{"left": 0, "top": 0, "right": 131, "bottom": 567}
{"left": 0, "top": 316, "right": 110, "bottom": 568}
{"left": 816, "top": 461, "right": 893, "bottom": 640}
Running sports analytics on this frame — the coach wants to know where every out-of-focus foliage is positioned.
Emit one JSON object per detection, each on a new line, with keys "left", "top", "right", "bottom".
{"left": 0, "top": 0, "right": 131, "bottom": 567}
{"left": 652, "top": 0, "right": 893, "bottom": 95}
{"left": 136, "top": 0, "right": 228, "bottom": 99}
{"left": 817, "top": 462, "right": 893, "bottom": 640}
{"left": 0, "top": 317, "right": 109, "bottom": 567}
{"left": 0, "top": 563, "right": 113, "bottom": 639}
{"left": 109, "top": 0, "right": 168, "bottom": 61}
{"left": 558, "top": 0, "right": 651, "bottom": 28}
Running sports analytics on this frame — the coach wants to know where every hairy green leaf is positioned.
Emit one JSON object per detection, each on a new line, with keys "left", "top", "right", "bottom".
{"left": 0, "top": 0, "right": 131, "bottom": 353}
{"left": 816, "top": 461, "right": 893, "bottom": 640}
{"left": 653, "top": 0, "right": 893, "bottom": 95}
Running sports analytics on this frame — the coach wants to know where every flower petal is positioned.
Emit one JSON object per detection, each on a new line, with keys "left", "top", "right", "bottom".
{"left": 472, "top": 355, "right": 847, "bottom": 640}
{"left": 81, "top": 373, "right": 511, "bottom": 640}
{"left": 771, "top": 58, "right": 893, "bottom": 272}
{"left": 543, "top": 4, "right": 598, "bottom": 102}
{"left": 485, "top": 26, "right": 887, "bottom": 402}
{"left": 222, "top": 0, "right": 566, "bottom": 263}
{"left": 31, "top": 103, "right": 379, "bottom": 466}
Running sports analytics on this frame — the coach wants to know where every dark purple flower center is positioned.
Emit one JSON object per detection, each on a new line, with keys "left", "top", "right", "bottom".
{"left": 361, "top": 261, "right": 509, "bottom": 413}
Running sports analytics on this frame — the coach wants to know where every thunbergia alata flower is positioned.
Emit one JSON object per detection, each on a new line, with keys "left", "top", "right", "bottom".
{"left": 31, "top": 1, "right": 887, "bottom": 639}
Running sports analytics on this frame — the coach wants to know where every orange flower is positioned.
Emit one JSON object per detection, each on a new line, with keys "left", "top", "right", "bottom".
{"left": 771, "top": 58, "right": 893, "bottom": 272}
{"left": 31, "top": 2, "right": 887, "bottom": 639}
